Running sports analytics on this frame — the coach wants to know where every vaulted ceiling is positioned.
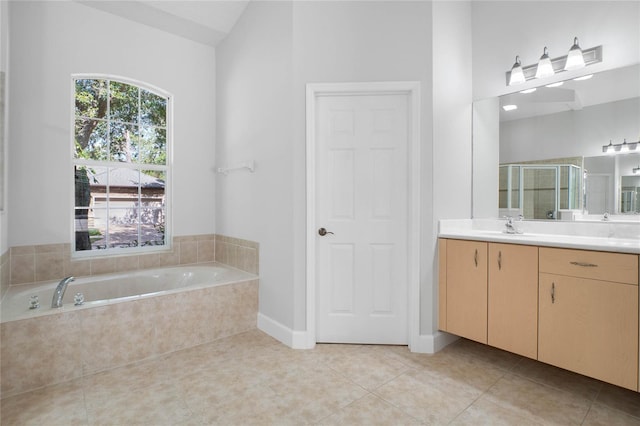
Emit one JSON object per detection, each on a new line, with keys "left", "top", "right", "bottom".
{"left": 77, "top": 0, "right": 250, "bottom": 46}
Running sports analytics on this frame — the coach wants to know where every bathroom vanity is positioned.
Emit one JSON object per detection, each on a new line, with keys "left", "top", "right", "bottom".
{"left": 438, "top": 219, "right": 640, "bottom": 392}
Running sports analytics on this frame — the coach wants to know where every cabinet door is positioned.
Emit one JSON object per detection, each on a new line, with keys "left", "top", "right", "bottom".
{"left": 446, "top": 239, "right": 488, "bottom": 344}
{"left": 488, "top": 243, "right": 538, "bottom": 359}
{"left": 539, "top": 273, "right": 639, "bottom": 391}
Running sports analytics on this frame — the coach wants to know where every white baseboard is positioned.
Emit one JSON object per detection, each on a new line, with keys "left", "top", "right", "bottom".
{"left": 258, "top": 312, "right": 458, "bottom": 353}
{"left": 257, "top": 312, "right": 314, "bottom": 349}
{"left": 410, "top": 331, "right": 459, "bottom": 354}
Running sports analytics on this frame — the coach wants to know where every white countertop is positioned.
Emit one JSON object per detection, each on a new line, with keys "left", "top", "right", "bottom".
{"left": 439, "top": 219, "right": 640, "bottom": 254}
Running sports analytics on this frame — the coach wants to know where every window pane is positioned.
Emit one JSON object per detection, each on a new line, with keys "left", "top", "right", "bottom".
{"left": 109, "top": 122, "right": 139, "bottom": 162}
{"left": 140, "top": 209, "right": 165, "bottom": 246}
{"left": 74, "top": 166, "right": 92, "bottom": 251}
{"left": 75, "top": 166, "right": 108, "bottom": 251}
{"left": 75, "top": 79, "right": 107, "bottom": 119}
{"left": 141, "top": 169, "right": 165, "bottom": 246}
{"left": 139, "top": 126, "right": 166, "bottom": 165}
{"left": 73, "top": 78, "right": 169, "bottom": 255}
{"left": 110, "top": 81, "right": 139, "bottom": 124}
{"left": 141, "top": 169, "right": 165, "bottom": 190}
{"left": 140, "top": 89, "right": 166, "bottom": 127}
{"left": 81, "top": 208, "right": 108, "bottom": 250}
{"left": 75, "top": 118, "right": 108, "bottom": 160}
{"left": 108, "top": 208, "right": 140, "bottom": 248}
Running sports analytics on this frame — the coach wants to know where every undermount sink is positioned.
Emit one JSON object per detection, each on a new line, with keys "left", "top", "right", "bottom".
{"left": 472, "top": 229, "right": 532, "bottom": 237}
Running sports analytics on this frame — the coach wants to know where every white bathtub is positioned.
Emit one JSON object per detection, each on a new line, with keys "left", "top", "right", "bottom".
{"left": 1, "top": 262, "right": 259, "bottom": 397}
{"left": 1, "top": 263, "right": 256, "bottom": 323}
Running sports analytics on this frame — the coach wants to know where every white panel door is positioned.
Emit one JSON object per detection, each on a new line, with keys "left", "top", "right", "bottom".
{"left": 315, "top": 93, "right": 408, "bottom": 344}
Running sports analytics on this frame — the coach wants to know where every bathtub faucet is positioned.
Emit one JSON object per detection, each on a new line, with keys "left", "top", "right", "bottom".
{"left": 51, "top": 276, "right": 75, "bottom": 308}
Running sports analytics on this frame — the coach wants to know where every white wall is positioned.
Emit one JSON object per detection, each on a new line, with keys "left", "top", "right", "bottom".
{"left": 217, "top": 1, "right": 436, "bottom": 337}
{"left": 292, "top": 1, "right": 433, "bottom": 334}
{"left": 8, "top": 1, "right": 216, "bottom": 248}
{"left": 472, "top": 1, "right": 640, "bottom": 100}
{"left": 431, "top": 1, "right": 472, "bottom": 337}
{"left": 216, "top": 1, "right": 296, "bottom": 330}
{"left": 500, "top": 98, "right": 640, "bottom": 163}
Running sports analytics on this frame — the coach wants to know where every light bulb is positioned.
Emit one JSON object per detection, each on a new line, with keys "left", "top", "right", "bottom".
{"left": 508, "top": 56, "right": 526, "bottom": 85}
{"left": 565, "top": 37, "right": 586, "bottom": 71}
{"left": 535, "top": 47, "right": 554, "bottom": 79}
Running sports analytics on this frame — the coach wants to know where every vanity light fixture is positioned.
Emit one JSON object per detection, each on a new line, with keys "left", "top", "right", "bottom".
{"left": 506, "top": 38, "right": 603, "bottom": 86}
{"left": 502, "top": 104, "right": 518, "bottom": 111}
{"left": 545, "top": 81, "right": 564, "bottom": 88}
{"left": 535, "top": 47, "right": 555, "bottom": 79}
{"left": 602, "top": 139, "right": 639, "bottom": 154}
{"left": 519, "top": 88, "right": 537, "bottom": 94}
{"left": 573, "top": 74, "right": 593, "bottom": 81}
{"left": 564, "top": 37, "right": 586, "bottom": 71}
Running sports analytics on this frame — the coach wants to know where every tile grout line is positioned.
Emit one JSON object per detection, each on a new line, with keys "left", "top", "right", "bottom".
{"left": 445, "top": 364, "right": 510, "bottom": 425}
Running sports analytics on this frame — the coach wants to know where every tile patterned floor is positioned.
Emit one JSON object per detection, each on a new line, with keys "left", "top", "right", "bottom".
{"left": 2, "top": 329, "right": 640, "bottom": 425}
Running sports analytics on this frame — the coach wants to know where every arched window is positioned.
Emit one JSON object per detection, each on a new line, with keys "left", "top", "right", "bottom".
{"left": 72, "top": 76, "right": 171, "bottom": 255}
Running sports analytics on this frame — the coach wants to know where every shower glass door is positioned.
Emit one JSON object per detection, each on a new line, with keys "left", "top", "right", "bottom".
{"left": 522, "top": 166, "right": 558, "bottom": 220}
{"left": 499, "top": 163, "right": 582, "bottom": 220}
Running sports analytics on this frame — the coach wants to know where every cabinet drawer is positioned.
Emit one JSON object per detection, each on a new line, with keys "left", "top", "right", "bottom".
{"left": 539, "top": 248, "right": 638, "bottom": 285}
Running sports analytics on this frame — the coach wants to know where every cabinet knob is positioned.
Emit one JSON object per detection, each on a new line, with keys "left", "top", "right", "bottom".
{"left": 551, "top": 282, "right": 555, "bottom": 304}
{"left": 474, "top": 249, "right": 478, "bottom": 267}
{"left": 498, "top": 251, "right": 502, "bottom": 271}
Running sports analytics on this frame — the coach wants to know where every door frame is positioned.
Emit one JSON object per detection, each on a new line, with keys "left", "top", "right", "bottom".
{"left": 305, "top": 81, "right": 421, "bottom": 349}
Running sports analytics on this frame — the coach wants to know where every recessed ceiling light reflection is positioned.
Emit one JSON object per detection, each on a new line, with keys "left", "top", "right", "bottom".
{"left": 545, "top": 82, "right": 564, "bottom": 88}
{"left": 573, "top": 74, "right": 593, "bottom": 81}
{"left": 519, "top": 88, "right": 537, "bottom": 94}
{"left": 502, "top": 104, "right": 518, "bottom": 111}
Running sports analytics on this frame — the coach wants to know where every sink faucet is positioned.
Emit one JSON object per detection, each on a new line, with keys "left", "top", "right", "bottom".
{"left": 503, "top": 216, "right": 523, "bottom": 234}
{"left": 602, "top": 212, "right": 610, "bottom": 221}
{"left": 51, "top": 276, "right": 75, "bottom": 308}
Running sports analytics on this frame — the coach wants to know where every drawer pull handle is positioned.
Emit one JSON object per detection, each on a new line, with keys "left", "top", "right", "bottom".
{"left": 551, "top": 282, "right": 555, "bottom": 304}
{"left": 498, "top": 251, "right": 502, "bottom": 271}
{"left": 474, "top": 249, "right": 478, "bottom": 267}
{"left": 570, "top": 261, "right": 598, "bottom": 268}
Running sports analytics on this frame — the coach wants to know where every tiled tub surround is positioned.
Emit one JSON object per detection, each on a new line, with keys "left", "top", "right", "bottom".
{"left": 1, "top": 234, "right": 261, "bottom": 398}
{"left": 214, "top": 234, "right": 259, "bottom": 275}
{"left": 1, "top": 271, "right": 258, "bottom": 398}
{"left": 7, "top": 234, "right": 259, "bottom": 286}
{"left": 7, "top": 234, "right": 218, "bottom": 286}
{"left": 0, "top": 250, "right": 8, "bottom": 301}
{"left": 1, "top": 264, "right": 255, "bottom": 323}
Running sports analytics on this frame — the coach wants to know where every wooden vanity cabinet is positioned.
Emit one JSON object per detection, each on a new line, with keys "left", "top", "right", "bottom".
{"left": 440, "top": 240, "right": 640, "bottom": 392}
{"left": 443, "top": 239, "right": 488, "bottom": 344}
{"left": 538, "top": 248, "right": 639, "bottom": 391}
{"left": 488, "top": 243, "right": 538, "bottom": 359}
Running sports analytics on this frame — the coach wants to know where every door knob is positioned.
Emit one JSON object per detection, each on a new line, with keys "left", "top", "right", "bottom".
{"left": 318, "top": 227, "right": 334, "bottom": 236}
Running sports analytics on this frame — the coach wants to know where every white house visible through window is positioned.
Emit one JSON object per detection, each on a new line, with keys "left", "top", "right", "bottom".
{"left": 73, "top": 76, "right": 170, "bottom": 255}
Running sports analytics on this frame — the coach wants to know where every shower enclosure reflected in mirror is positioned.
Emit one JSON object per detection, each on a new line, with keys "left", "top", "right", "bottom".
{"left": 473, "top": 63, "right": 640, "bottom": 220}
{"left": 499, "top": 159, "right": 581, "bottom": 219}
{"left": 620, "top": 175, "right": 640, "bottom": 213}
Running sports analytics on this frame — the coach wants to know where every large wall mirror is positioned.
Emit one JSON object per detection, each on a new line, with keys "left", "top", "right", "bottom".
{"left": 473, "top": 63, "right": 640, "bottom": 220}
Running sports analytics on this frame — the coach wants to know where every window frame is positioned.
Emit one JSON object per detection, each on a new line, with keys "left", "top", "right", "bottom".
{"left": 70, "top": 74, "right": 172, "bottom": 258}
